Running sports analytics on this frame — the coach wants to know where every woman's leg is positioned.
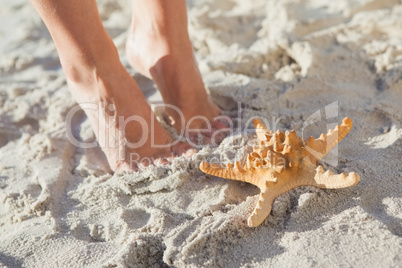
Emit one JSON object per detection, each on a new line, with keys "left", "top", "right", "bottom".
{"left": 30, "top": 0, "right": 192, "bottom": 171}
{"left": 126, "top": 0, "right": 227, "bottom": 144}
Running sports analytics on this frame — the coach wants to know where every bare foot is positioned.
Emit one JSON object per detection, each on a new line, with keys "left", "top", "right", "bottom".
{"left": 126, "top": 2, "right": 229, "bottom": 147}
{"left": 30, "top": 0, "right": 195, "bottom": 172}
{"left": 65, "top": 39, "right": 194, "bottom": 172}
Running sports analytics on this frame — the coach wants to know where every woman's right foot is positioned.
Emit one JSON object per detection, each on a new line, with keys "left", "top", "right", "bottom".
{"left": 64, "top": 38, "right": 194, "bottom": 172}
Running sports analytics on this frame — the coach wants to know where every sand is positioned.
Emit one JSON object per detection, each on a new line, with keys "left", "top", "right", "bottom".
{"left": 0, "top": 0, "right": 401, "bottom": 267}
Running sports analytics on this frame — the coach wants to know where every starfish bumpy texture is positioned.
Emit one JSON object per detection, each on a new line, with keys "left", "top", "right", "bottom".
{"left": 200, "top": 117, "right": 360, "bottom": 227}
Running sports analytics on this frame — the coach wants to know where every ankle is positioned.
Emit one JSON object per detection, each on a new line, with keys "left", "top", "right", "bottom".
{"left": 59, "top": 37, "right": 121, "bottom": 85}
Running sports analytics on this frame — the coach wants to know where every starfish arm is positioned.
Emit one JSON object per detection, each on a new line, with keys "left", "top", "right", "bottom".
{"left": 199, "top": 161, "right": 276, "bottom": 186}
{"left": 297, "top": 157, "right": 360, "bottom": 189}
{"left": 247, "top": 186, "right": 276, "bottom": 227}
{"left": 325, "top": 117, "right": 353, "bottom": 154}
{"left": 311, "top": 165, "right": 360, "bottom": 189}
{"left": 304, "top": 117, "right": 353, "bottom": 163}
{"left": 200, "top": 161, "right": 251, "bottom": 183}
{"left": 253, "top": 118, "right": 270, "bottom": 142}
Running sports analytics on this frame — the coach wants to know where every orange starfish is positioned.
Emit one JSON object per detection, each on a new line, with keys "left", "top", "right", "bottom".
{"left": 200, "top": 117, "right": 360, "bottom": 227}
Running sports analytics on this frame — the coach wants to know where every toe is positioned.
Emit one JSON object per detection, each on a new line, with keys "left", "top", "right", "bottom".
{"left": 213, "top": 118, "right": 231, "bottom": 129}
{"left": 115, "top": 161, "right": 137, "bottom": 173}
{"left": 171, "top": 141, "right": 197, "bottom": 157}
{"left": 153, "top": 157, "right": 172, "bottom": 166}
{"left": 201, "top": 117, "right": 231, "bottom": 145}
{"left": 186, "top": 132, "right": 213, "bottom": 148}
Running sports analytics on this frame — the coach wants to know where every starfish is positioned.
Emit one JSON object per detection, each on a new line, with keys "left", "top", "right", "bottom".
{"left": 200, "top": 117, "right": 360, "bottom": 227}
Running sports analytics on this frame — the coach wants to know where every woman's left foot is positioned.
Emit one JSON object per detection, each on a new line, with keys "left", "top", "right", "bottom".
{"left": 125, "top": 6, "right": 229, "bottom": 147}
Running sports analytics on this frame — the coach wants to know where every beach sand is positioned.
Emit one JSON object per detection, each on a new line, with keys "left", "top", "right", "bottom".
{"left": 0, "top": 0, "right": 401, "bottom": 267}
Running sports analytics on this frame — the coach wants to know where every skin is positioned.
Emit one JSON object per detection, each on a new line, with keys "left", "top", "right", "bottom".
{"left": 29, "top": 0, "right": 227, "bottom": 171}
